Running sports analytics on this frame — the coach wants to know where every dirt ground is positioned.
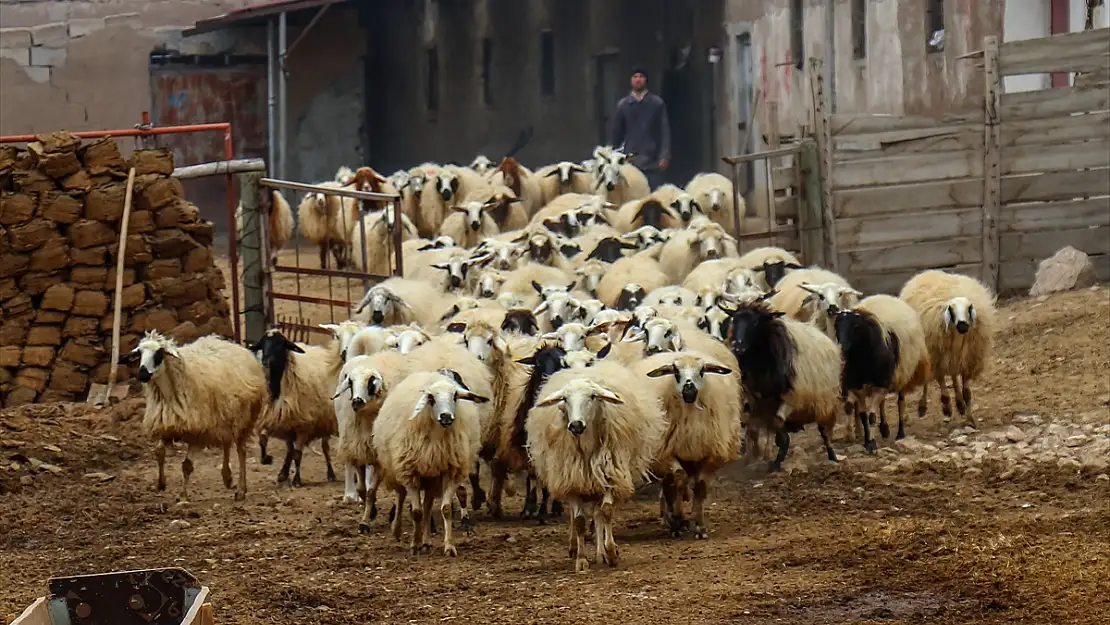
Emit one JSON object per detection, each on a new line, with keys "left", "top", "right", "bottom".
{"left": 3, "top": 286, "right": 1109, "bottom": 625}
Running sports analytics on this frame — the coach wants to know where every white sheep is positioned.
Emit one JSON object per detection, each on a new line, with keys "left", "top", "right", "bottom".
{"left": 352, "top": 278, "right": 446, "bottom": 327}
{"left": 527, "top": 362, "right": 666, "bottom": 572}
{"left": 768, "top": 267, "right": 852, "bottom": 322}
{"left": 438, "top": 199, "right": 502, "bottom": 249}
{"left": 898, "top": 270, "right": 997, "bottom": 428}
{"left": 249, "top": 329, "right": 342, "bottom": 487}
{"left": 472, "top": 237, "right": 522, "bottom": 272}
{"left": 500, "top": 263, "right": 576, "bottom": 308}
{"left": 686, "top": 172, "right": 738, "bottom": 234}
{"left": 634, "top": 351, "right": 741, "bottom": 538}
{"left": 834, "top": 295, "right": 932, "bottom": 449}
{"left": 332, "top": 350, "right": 409, "bottom": 529}
{"left": 372, "top": 370, "right": 489, "bottom": 556}
{"left": 658, "top": 221, "right": 737, "bottom": 284}
{"left": 534, "top": 290, "right": 586, "bottom": 332}
{"left": 643, "top": 285, "right": 698, "bottom": 308}
{"left": 649, "top": 184, "right": 685, "bottom": 210}
{"left": 350, "top": 203, "right": 419, "bottom": 276}
{"left": 796, "top": 281, "right": 863, "bottom": 338}
{"left": 127, "top": 331, "right": 268, "bottom": 501}
{"left": 470, "top": 155, "right": 495, "bottom": 175}
{"left": 296, "top": 181, "right": 359, "bottom": 269}
{"left": 538, "top": 161, "right": 591, "bottom": 204}
{"left": 593, "top": 161, "right": 651, "bottom": 206}
{"left": 596, "top": 255, "right": 669, "bottom": 310}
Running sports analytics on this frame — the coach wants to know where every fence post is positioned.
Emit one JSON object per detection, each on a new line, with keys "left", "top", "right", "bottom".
{"left": 808, "top": 57, "right": 838, "bottom": 270}
{"left": 981, "top": 36, "right": 1002, "bottom": 291}
{"left": 799, "top": 140, "right": 827, "bottom": 268}
{"left": 239, "top": 172, "right": 267, "bottom": 344}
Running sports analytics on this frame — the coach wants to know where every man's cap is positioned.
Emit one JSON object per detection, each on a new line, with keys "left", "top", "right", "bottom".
{"left": 631, "top": 66, "right": 648, "bottom": 80}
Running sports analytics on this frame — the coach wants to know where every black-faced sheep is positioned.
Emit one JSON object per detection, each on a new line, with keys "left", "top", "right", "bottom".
{"left": 596, "top": 255, "right": 669, "bottom": 311}
{"left": 736, "top": 246, "right": 803, "bottom": 290}
{"left": 898, "top": 270, "right": 997, "bottom": 427}
{"left": 125, "top": 331, "right": 268, "bottom": 501}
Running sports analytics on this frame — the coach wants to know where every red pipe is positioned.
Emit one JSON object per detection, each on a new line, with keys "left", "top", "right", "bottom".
{"left": 0, "top": 120, "right": 243, "bottom": 344}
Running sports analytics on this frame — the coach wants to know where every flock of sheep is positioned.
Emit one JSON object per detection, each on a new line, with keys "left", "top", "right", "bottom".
{"left": 148, "top": 145, "right": 998, "bottom": 572}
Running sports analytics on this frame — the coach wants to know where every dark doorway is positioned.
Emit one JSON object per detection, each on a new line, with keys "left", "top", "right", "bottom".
{"left": 594, "top": 52, "right": 622, "bottom": 145}
{"left": 661, "top": 44, "right": 705, "bottom": 185}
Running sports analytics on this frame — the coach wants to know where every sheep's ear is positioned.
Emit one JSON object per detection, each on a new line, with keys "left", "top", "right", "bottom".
{"left": 587, "top": 321, "right": 612, "bottom": 335}
{"left": 847, "top": 288, "right": 863, "bottom": 297}
{"left": 560, "top": 244, "right": 581, "bottom": 257}
{"left": 646, "top": 364, "right": 677, "bottom": 378}
{"left": 510, "top": 230, "right": 530, "bottom": 243}
{"left": 332, "top": 375, "right": 352, "bottom": 399}
{"left": 283, "top": 338, "right": 306, "bottom": 354}
{"left": 596, "top": 343, "right": 613, "bottom": 359}
{"left": 968, "top": 304, "right": 976, "bottom": 323}
{"left": 445, "top": 322, "right": 467, "bottom": 334}
{"left": 797, "top": 283, "right": 821, "bottom": 295}
{"left": 409, "top": 393, "right": 432, "bottom": 420}
{"left": 770, "top": 311, "right": 787, "bottom": 318}
{"left": 439, "top": 306, "right": 461, "bottom": 322}
{"left": 702, "top": 363, "right": 733, "bottom": 376}
{"left": 117, "top": 350, "right": 141, "bottom": 365}
{"left": 319, "top": 323, "right": 341, "bottom": 336}
{"left": 785, "top": 262, "right": 804, "bottom": 270}
{"left": 492, "top": 335, "right": 509, "bottom": 353}
{"left": 515, "top": 354, "right": 537, "bottom": 366}
{"left": 593, "top": 386, "right": 624, "bottom": 404}
{"left": 531, "top": 280, "right": 544, "bottom": 294}
{"left": 431, "top": 262, "right": 450, "bottom": 270}
{"left": 751, "top": 265, "right": 767, "bottom": 273}
{"left": 458, "top": 390, "right": 490, "bottom": 404}
{"left": 417, "top": 244, "right": 437, "bottom": 252}
{"left": 533, "top": 301, "right": 549, "bottom": 315}
{"left": 534, "top": 389, "right": 566, "bottom": 407}
{"left": 671, "top": 333, "right": 683, "bottom": 351}
{"left": 451, "top": 205, "right": 468, "bottom": 213}
{"left": 621, "top": 328, "right": 645, "bottom": 343}
{"left": 543, "top": 169, "right": 560, "bottom": 178}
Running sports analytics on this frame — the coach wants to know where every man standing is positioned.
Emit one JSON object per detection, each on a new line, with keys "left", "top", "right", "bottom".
{"left": 608, "top": 67, "right": 672, "bottom": 190}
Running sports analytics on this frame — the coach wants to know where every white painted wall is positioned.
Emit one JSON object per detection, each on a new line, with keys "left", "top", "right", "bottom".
{"left": 1002, "top": 0, "right": 1051, "bottom": 93}
{"left": 1070, "top": 0, "right": 1110, "bottom": 32}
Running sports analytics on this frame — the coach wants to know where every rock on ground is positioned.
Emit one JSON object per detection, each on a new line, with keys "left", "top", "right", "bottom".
{"left": 1029, "top": 246, "right": 1096, "bottom": 297}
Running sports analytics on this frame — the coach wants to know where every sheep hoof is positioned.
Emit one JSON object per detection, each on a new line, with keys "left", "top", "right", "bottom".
{"left": 429, "top": 517, "right": 438, "bottom": 536}
{"left": 292, "top": 475, "right": 303, "bottom": 488}
{"left": 471, "top": 490, "right": 486, "bottom": 511}
{"left": 550, "top": 500, "right": 564, "bottom": 517}
{"left": 369, "top": 503, "right": 378, "bottom": 520}
{"left": 276, "top": 472, "right": 289, "bottom": 484}
{"left": 917, "top": 404, "right": 927, "bottom": 419}
{"left": 261, "top": 454, "right": 273, "bottom": 465}
{"left": 693, "top": 528, "right": 708, "bottom": 540}
{"left": 767, "top": 461, "right": 782, "bottom": 474}
{"left": 460, "top": 516, "right": 473, "bottom": 536}
{"left": 444, "top": 543, "right": 458, "bottom": 557}
{"left": 387, "top": 504, "right": 397, "bottom": 524}
{"left": 940, "top": 398, "right": 953, "bottom": 417}
{"left": 575, "top": 557, "right": 591, "bottom": 573}
{"left": 896, "top": 426, "right": 906, "bottom": 440}
{"left": 156, "top": 481, "right": 166, "bottom": 492}
{"left": 326, "top": 468, "right": 337, "bottom": 482}
{"left": 342, "top": 493, "right": 360, "bottom": 504}
{"left": 878, "top": 422, "right": 891, "bottom": 439}
{"left": 868, "top": 414, "right": 877, "bottom": 426}
{"left": 955, "top": 400, "right": 967, "bottom": 416}
{"left": 359, "top": 522, "right": 372, "bottom": 535}
{"left": 864, "top": 439, "right": 878, "bottom": 454}
{"left": 234, "top": 491, "right": 246, "bottom": 502}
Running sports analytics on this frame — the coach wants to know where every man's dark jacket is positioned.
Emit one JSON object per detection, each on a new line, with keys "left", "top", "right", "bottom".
{"left": 608, "top": 91, "right": 672, "bottom": 172}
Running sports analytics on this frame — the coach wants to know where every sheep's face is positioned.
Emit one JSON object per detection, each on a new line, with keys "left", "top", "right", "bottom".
{"left": 726, "top": 268, "right": 759, "bottom": 294}
{"left": 412, "top": 378, "right": 489, "bottom": 427}
{"left": 320, "top": 320, "right": 365, "bottom": 362}
{"left": 647, "top": 355, "right": 733, "bottom": 405}
{"left": 535, "top": 378, "right": 624, "bottom": 437}
{"left": 471, "top": 155, "right": 494, "bottom": 174}
{"left": 408, "top": 173, "right": 426, "bottom": 196}
{"left": 463, "top": 326, "right": 507, "bottom": 363}
{"left": 623, "top": 226, "right": 665, "bottom": 250}
{"left": 944, "top": 296, "right": 976, "bottom": 334}
{"left": 431, "top": 254, "right": 472, "bottom": 291}
{"left": 596, "top": 163, "right": 623, "bottom": 193}
{"left": 534, "top": 292, "right": 583, "bottom": 330}
{"left": 588, "top": 308, "right": 624, "bottom": 329}
{"left": 639, "top": 318, "right": 682, "bottom": 356}
{"left": 697, "top": 306, "right": 731, "bottom": 341}
{"left": 672, "top": 194, "right": 703, "bottom": 223}
{"left": 563, "top": 350, "right": 597, "bottom": 370}
{"left": 526, "top": 234, "right": 555, "bottom": 264}
{"left": 652, "top": 288, "right": 687, "bottom": 307}
{"left": 356, "top": 288, "right": 406, "bottom": 325}
{"left": 759, "top": 259, "right": 803, "bottom": 288}
{"left": 436, "top": 171, "right": 460, "bottom": 201}
{"left": 474, "top": 269, "right": 506, "bottom": 299}
{"left": 725, "top": 306, "right": 783, "bottom": 357}
{"left": 248, "top": 329, "right": 306, "bottom": 401}
{"left": 574, "top": 260, "right": 605, "bottom": 295}
{"left": 501, "top": 309, "right": 539, "bottom": 335}
{"left": 131, "top": 336, "right": 179, "bottom": 383}
{"left": 388, "top": 328, "right": 430, "bottom": 354}
{"left": 334, "top": 368, "right": 385, "bottom": 411}
{"left": 389, "top": 170, "right": 411, "bottom": 190}
{"left": 558, "top": 162, "right": 585, "bottom": 186}
{"left": 542, "top": 323, "right": 588, "bottom": 352}
{"left": 498, "top": 292, "right": 526, "bottom": 309}
{"left": 798, "top": 282, "right": 863, "bottom": 319}
{"left": 480, "top": 240, "right": 520, "bottom": 271}
{"left": 432, "top": 235, "right": 456, "bottom": 249}
{"left": 616, "top": 284, "right": 647, "bottom": 311}
{"left": 579, "top": 299, "right": 606, "bottom": 324}
{"left": 557, "top": 211, "right": 582, "bottom": 237}
{"left": 695, "top": 286, "right": 723, "bottom": 310}
{"left": 692, "top": 224, "right": 726, "bottom": 260}
{"left": 708, "top": 188, "right": 724, "bottom": 212}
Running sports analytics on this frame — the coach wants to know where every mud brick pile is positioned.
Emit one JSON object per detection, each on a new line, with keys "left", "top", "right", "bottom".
{"left": 0, "top": 132, "right": 233, "bottom": 407}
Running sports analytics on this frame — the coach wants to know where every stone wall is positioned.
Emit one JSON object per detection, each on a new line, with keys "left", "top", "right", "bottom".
{"left": 0, "top": 133, "right": 232, "bottom": 407}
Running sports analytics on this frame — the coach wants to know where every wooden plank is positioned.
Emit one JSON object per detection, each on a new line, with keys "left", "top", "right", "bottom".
{"left": 841, "top": 237, "right": 982, "bottom": 273}
{"left": 1000, "top": 83, "right": 1110, "bottom": 121}
{"left": 1001, "top": 111, "right": 1110, "bottom": 147}
{"left": 1000, "top": 27, "right": 1110, "bottom": 59}
{"left": 773, "top": 169, "right": 797, "bottom": 192}
{"left": 721, "top": 144, "right": 802, "bottom": 165}
{"left": 799, "top": 140, "right": 826, "bottom": 267}
{"left": 1002, "top": 139, "right": 1110, "bottom": 175}
{"left": 837, "top": 208, "right": 982, "bottom": 250}
{"left": 835, "top": 178, "right": 983, "bottom": 218}
{"left": 1000, "top": 225, "right": 1110, "bottom": 261}
{"left": 835, "top": 130, "right": 982, "bottom": 161}
{"left": 982, "top": 35, "right": 1002, "bottom": 292}
{"left": 1002, "top": 197, "right": 1110, "bottom": 233}
{"left": 849, "top": 263, "right": 983, "bottom": 296}
{"left": 1075, "top": 69, "right": 1110, "bottom": 86}
{"left": 810, "top": 57, "right": 838, "bottom": 270}
{"left": 1001, "top": 169, "right": 1110, "bottom": 203}
{"left": 833, "top": 150, "right": 982, "bottom": 188}
{"left": 1001, "top": 52, "right": 1109, "bottom": 77}
{"left": 830, "top": 112, "right": 983, "bottom": 137}
{"left": 1000, "top": 253, "right": 1110, "bottom": 291}
{"left": 182, "top": 586, "right": 211, "bottom": 625}
{"left": 775, "top": 195, "right": 798, "bottom": 220}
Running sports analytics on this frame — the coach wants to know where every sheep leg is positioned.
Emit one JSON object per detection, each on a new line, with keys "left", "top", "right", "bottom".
{"left": 366, "top": 465, "right": 379, "bottom": 520}
{"left": 276, "top": 435, "right": 295, "bottom": 484}
{"left": 567, "top": 500, "right": 580, "bottom": 559}
{"left": 522, "top": 474, "right": 538, "bottom": 519}
{"left": 442, "top": 482, "right": 459, "bottom": 557}
{"left": 573, "top": 505, "right": 590, "bottom": 573}
{"left": 691, "top": 477, "right": 709, "bottom": 540}
{"left": 859, "top": 403, "right": 877, "bottom": 454}
{"left": 660, "top": 473, "right": 679, "bottom": 534}
{"left": 344, "top": 464, "right": 361, "bottom": 503}
{"left": 846, "top": 399, "right": 862, "bottom": 442}
{"left": 468, "top": 464, "right": 486, "bottom": 511}
{"left": 599, "top": 494, "right": 619, "bottom": 566}
{"left": 455, "top": 485, "right": 473, "bottom": 535}
{"left": 550, "top": 498, "right": 563, "bottom": 518}
{"left": 960, "top": 377, "right": 977, "bottom": 428}
{"left": 221, "top": 444, "right": 233, "bottom": 489}
{"left": 322, "top": 439, "right": 336, "bottom": 483}
{"left": 154, "top": 439, "right": 167, "bottom": 492}
{"left": 420, "top": 488, "right": 436, "bottom": 552}
{"left": 818, "top": 423, "right": 838, "bottom": 462}
{"left": 917, "top": 384, "right": 929, "bottom": 419}
{"left": 537, "top": 487, "right": 551, "bottom": 524}
{"left": 318, "top": 243, "right": 329, "bottom": 270}
{"left": 741, "top": 426, "right": 760, "bottom": 467}
{"left": 179, "top": 444, "right": 194, "bottom": 503}
{"left": 896, "top": 393, "right": 907, "bottom": 440}
{"left": 487, "top": 461, "right": 507, "bottom": 519}
{"left": 259, "top": 431, "right": 273, "bottom": 465}
{"left": 769, "top": 429, "right": 790, "bottom": 472}
{"left": 390, "top": 487, "right": 406, "bottom": 542}
{"left": 878, "top": 397, "right": 891, "bottom": 440}
{"left": 235, "top": 438, "right": 248, "bottom": 501}
{"left": 290, "top": 439, "right": 305, "bottom": 487}
{"left": 408, "top": 487, "right": 425, "bottom": 555}
{"left": 938, "top": 375, "right": 953, "bottom": 419}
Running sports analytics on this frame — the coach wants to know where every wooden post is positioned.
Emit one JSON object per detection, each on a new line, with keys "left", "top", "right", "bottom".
{"left": 765, "top": 101, "right": 780, "bottom": 243}
{"left": 981, "top": 36, "right": 1002, "bottom": 290}
{"left": 799, "top": 140, "right": 827, "bottom": 267}
{"left": 808, "top": 57, "right": 839, "bottom": 270}
{"left": 239, "top": 172, "right": 267, "bottom": 344}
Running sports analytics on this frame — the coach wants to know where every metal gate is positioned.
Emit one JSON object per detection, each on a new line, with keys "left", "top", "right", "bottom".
{"left": 252, "top": 177, "right": 405, "bottom": 341}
